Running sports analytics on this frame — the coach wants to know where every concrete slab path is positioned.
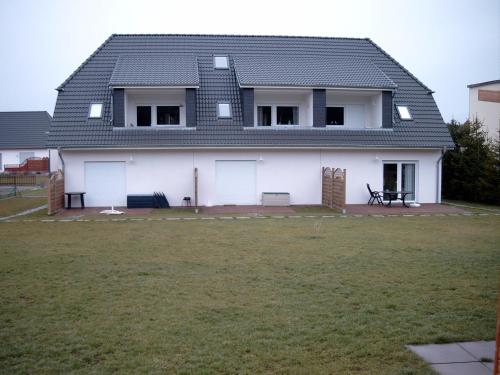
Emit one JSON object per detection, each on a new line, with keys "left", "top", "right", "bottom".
{"left": 408, "top": 341, "right": 495, "bottom": 375}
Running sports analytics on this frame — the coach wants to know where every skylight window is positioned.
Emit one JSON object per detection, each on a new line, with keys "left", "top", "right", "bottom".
{"left": 89, "top": 103, "right": 103, "bottom": 118}
{"left": 397, "top": 105, "right": 412, "bottom": 120}
{"left": 217, "top": 103, "right": 232, "bottom": 118}
{"left": 214, "top": 55, "right": 229, "bottom": 69}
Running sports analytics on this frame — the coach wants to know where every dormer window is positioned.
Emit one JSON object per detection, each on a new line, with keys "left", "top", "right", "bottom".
{"left": 217, "top": 103, "right": 232, "bottom": 118}
{"left": 88, "top": 103, "right": 103, "bottom": 118}
{"left": 397, "top": 105, "right": 412, "bottom": 120}
{"left": 326, "top": 107, "right": 344, "bottom": 125}
{"left": 214, "top": 55, "right": 229, "bottom": 69}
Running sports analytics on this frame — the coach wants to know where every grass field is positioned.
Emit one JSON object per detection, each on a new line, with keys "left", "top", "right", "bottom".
{"left": 0, "top": 215, "right": 498, "bottom": 374}
{"left": 0, "top": 196, "right": 47, "bottom": 217}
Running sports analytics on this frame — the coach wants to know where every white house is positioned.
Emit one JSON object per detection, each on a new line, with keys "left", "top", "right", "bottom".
{"left": 49, "top": 34, "right": 454, "bottom": 208}
{"left": 468, "top": 79, "right": 500, "bottom": 140}
{"left": 0, "top": 111, "right": 56, "bottom": 173}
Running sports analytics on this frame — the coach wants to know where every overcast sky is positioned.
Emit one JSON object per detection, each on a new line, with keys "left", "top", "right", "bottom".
{"left": 0, "top": 0, "right": 498, "bottom": 122}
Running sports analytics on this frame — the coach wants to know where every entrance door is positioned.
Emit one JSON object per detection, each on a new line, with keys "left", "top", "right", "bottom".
{"left": 383, "top": 162, "right": 417, "bottom": 201}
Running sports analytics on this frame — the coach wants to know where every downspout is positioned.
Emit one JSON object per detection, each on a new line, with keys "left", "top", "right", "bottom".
{"left": 57, "top": 147, "right": 65, "bottom": 173}
{"left": 436, "top": 147, "right": 447, "bottom": 203}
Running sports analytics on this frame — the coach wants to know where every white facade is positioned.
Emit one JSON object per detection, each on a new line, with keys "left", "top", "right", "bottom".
{"left": 62, "top": 148, "right": 442, "bottom": 207}
{"left": 468, "top": 81, "right": 500, "bottom": 140}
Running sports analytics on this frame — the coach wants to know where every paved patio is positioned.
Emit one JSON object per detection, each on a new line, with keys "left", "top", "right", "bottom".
{"left": 52, "top": 203, "right": 467, "bottom": 217}
{"left": 345, "top": 203, "right": 465, "bottom": 215}
{"left": 408, "top": 341, "right": 495, "bottom": 375}
{"left": 201, "top": 205, "right": 296, "bottom": 215}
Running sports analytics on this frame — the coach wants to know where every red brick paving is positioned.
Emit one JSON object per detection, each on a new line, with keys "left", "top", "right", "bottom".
{"left": 55, "top": 207, "right": 153, "bottom": 217}
{"left": 201, "top": 205, "right": 296, "bottom": 215}
{"left": 345, "top": 203, "right": 465, "bottom": 215}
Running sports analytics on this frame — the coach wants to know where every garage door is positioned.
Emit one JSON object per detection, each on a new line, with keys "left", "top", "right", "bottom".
{"left": 84, "top": 162, "right": 126, "bottom": 207}
{"left": 215, "top": 161, "right": 256, "bottom": 205}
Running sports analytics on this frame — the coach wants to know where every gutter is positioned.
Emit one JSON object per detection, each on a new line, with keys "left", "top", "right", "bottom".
{"left": 436, "top": 147, "right": 447, "bottom": 203}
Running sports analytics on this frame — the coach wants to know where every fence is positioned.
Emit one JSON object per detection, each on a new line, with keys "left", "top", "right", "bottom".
{"left": 48, "top": 171, "right": 64, "bottom": 215}
{"left": 322, "top": 167, "right": 346, "bottom": 210}
{"left": 0, "top": 174, "right": 37, "bottom": 186}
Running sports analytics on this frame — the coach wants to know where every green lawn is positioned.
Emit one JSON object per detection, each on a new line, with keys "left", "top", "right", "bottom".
{"left": 443, "top": 199, "right": 500, "bottom": 213}
{"left": 0, "top": 196, "right": 47, "bottom": 217}
{"left": 0, "top": 216, "right": 498, "bottom": 374}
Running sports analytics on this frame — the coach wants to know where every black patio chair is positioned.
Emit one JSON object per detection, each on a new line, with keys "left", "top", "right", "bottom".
{"left": 366, "top": 184, "right": 383, "bottom": 205}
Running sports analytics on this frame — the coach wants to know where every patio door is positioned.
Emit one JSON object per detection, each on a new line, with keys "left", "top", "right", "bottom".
{"left": 383, "top": 162, "right": 417, "bottom": 201}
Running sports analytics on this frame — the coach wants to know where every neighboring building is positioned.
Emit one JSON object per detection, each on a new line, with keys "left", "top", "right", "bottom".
{"left": 468, "top": 79, "right": 500, "bottom": 140}
{"left": 0, "top": 111, "right": 56, "bottom": 173}
{"left": 48, "top": 34, "right": 453, "bottom": 208}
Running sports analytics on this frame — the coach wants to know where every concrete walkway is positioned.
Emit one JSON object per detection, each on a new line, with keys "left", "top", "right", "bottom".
{"left": 408, "top": 341, "right": 495, "bottom": 375}
{"left": 0, "top": 204, "right": 47, "bottom": 221}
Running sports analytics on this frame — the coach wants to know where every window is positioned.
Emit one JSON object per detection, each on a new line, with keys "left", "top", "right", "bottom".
{"left": 214, "top": 55, "right": 229, "bottom": 69}
{"left": 217, "top": 103, "right": 232, "bottom": 118}
{"left": 257, "top": 106, "right": 272, "bottom": 126}
{"left": 397, "top": 105, "right": 412, "bottom": 120}
{"left": 326, "top": 107, "right": 344, "bottom": 125}
{"left": 383, "top": 162, "right": 416, "bottom": 201}
{"left": 276, "top": 106, "right": 298, "bottom": 125}
{"left": 89, "top": 103, "right": 103, "bottom": 118}
{"left": 137, "top": 106, "right": 151, "bottom": 126}
{"left": 157, "top": 106, "right": 180, "bottom": 125}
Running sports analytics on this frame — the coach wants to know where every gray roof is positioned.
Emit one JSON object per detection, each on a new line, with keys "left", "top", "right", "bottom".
{"left": 0, "top": 111, "right": 52, "bottom": 149}
{"left": 109, "top": 55, "right": 199, "bottom": 87}
{"left": 467, "top": 79, "right": 500, "bottom": 88}
{"left": 49, "top": 34, "right": 453, "bottom": 149}
{"left": 234, "top": 56, "right": 397, "bottom": 89}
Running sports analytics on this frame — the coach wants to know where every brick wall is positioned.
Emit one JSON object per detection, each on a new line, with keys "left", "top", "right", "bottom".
{"left": 48, "top": 171, "right": 64, "bottom": 215}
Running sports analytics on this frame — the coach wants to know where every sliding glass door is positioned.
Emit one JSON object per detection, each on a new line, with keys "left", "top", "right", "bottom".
{"left": 382, "top": 162, "right": 417, "bottom": 202}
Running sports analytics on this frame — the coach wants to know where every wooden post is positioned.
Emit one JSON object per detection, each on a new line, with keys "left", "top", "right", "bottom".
{"left": 194, "top": 168, "right": 198, "bottom": 209}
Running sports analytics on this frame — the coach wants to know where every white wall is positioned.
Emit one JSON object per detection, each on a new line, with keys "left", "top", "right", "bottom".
{"left": 326, "top": 90, "right": 382, "bottom": 128}
{"left": 469, "top": 82, "right": 500, "bottom": 140}
{"left": 62, "top": 148, "right": 442, "bottom": 207}
{"left": 0, "top": 149, "right": 49, "bottom": 172}
{"left": 125, "top": 88, "right": 186, "bottom": 127}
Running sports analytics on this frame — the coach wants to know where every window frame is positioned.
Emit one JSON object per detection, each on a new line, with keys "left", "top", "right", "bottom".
{"left": 253, "top": 104, "right": 301, "bottom": 127}
{"left": 276, "top": 106, "right": 299, "bottom": 126}
{"left": 257, "top": 106, "right": 272, "bottom": 126}
{"left": 217, "top": 102, "right": 232, "bottom": 119}
{"left": 213, "top": 55, "right": 229, "bottom": 70}
{"left": 88, "top": 103, "right": 103, "bottom": 118}
{"left": 326, "top": 106, "right": 345, "bottom": 126}
{"left": 382, "top": 160, "right": 419, "bottom": 202}
{"left": 156, "top": 105, "right": 181, "bottom": 125}
{"left": 396, "top": 105, "right": 412, "bottom": 120}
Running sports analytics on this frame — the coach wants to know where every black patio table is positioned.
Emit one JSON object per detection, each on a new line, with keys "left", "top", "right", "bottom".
{"left": 65, "top": 192, "right": 85, "bottom": 209}
{"left": 384, "top": 190, "right": 411, "bottom": 208}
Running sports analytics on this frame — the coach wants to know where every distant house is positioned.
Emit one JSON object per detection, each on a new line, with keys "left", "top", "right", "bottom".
{"left": 468, "top": 79, "right": 500, "bottom": 139}
{"left": 0, "top": 111, "right": 55, "bottom": 173}
{"left": 48, "top": 34, "right": 453, "bottom": 208}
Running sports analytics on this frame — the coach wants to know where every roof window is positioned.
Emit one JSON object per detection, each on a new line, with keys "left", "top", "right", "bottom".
{"left": 214, "top": 55, "right": 229, "bottom": 69}
{"left": 396, "top": 105, "right": 412, "bottom": 120}
{"left": 217, "top": 103, "right": 232, "bottom": 118}
{"left": 89, "top": 103, "right": 103, "bottom": 118}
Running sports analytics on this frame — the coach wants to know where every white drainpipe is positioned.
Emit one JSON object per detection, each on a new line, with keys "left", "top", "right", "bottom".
{"left": 436, "top": 147, "right": 447, "bottom": 203}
